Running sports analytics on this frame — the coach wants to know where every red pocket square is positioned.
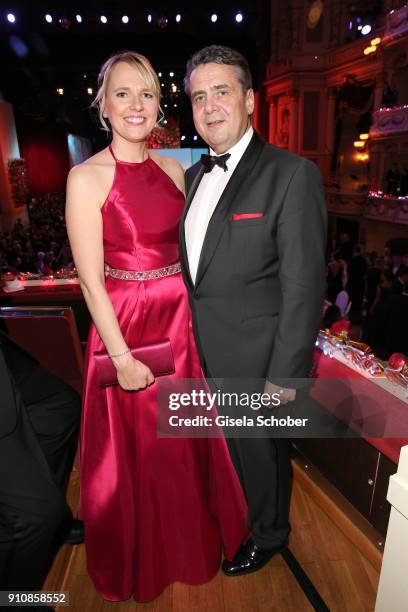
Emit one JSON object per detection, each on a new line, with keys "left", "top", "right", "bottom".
{"left": 231, "top": 213, "right": 264, "bottom": 221}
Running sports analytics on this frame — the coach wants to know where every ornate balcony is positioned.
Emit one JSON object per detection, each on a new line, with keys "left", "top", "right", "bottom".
{"left": 326, "top": 192, "right": 366, "bottom": 216}
{"left": 365, "top": 191, "right": 408, "bottom": 225}
{"left": 370, "top": 105, "right": 408, "bottom": 138}
{"left": 326, "top": 191, "right": 408, "bottom": 226}
{"left": 383, "top": 4, "right": 408, "bottom": 46}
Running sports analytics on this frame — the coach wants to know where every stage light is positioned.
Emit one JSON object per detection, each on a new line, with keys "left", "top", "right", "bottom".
{"left": 147, "top": 14, "right": 152, "bottom": 23}
{"left": 371, "top": 37, "right": 381, "bottom": 46}
{"left": 360, "top": 133, "right": 369, "bottom": 140}
{"left": 193, "top": 135, "right": 198, "bottom": 141}
{"left": 100, "top": 15, "right": 107, "bottom": 24}
{"left": 364, "top": 46, "right": 376, "bottom": 55}
{"left": 235, "top": 12, "right": 243, "bottom": 23}
{"left": 161, "top": 83, "right": 165, "bottom": 87}
{"left": 169, "top": 71, "right": 174, "bottom": 77}
{"left": 75, "top": 14, "right": 82, "bottom": 23}
{"left": 174, "top": 104, "right": 177, "bottom": 107}
{"left": 181, "top": 135, "right": 186, "bottom": 141}
{"left": 176, "top": 14, "right": 181, "bottom": 23}
{"left": 45, "top": 14, "right": 53, "bottom": 23}
{"left": 158, "top": 72, "right": 162, "bottom": 77}
{"left": 57, "top": 88, "right": 64, "bottom": 95}
{"left": 361, "top": 24, "right": 372, "bottom": 35}
{"left": 164, "top": 104, "right": 168, "bottom": 107}
{"left": 122, "top": 15, "right": 129, "bottom": 24}
{"left": 357, "top": 25, "right": 362, "bottom": 30}
{"left": 171, "top": 84, "right": 177, "bottom": 93}
{"left": 163, "top": 119, "right": 167, "bottom": 124}
{"left": 87, "top": 87, "right": 93, "bottom": 95}
{"left": 7, "top": 13, "right": 16, "bottom": 24}
{"left": 353, "top": 140, "right": 364, "bottom": 148}
{"left": 211, "top": 14, "right": 218, "bottom": 23}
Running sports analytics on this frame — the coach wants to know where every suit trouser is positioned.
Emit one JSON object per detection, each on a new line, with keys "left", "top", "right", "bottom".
{"left": 225, "top": 436, "right": 292, "bottom": 549}
{"left": 0, "top": 343, "right": 81, "bottom": 590}
{"left": 205, "top": 374, "right": 292, "bottom": 550}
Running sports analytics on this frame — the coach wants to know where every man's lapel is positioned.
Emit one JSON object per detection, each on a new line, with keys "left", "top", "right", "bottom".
{"left": 180, "top": 165, "right": 205, "bottom": 291}
{"left": 194, "top": 131, "right": 264, "bottom": 289}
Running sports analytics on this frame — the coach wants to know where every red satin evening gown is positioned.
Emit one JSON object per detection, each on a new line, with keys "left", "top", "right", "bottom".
{"left": 79, "top": 147, "right": 248, "bottom": 603}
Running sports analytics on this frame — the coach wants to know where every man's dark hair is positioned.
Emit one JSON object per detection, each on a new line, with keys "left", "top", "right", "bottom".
{"left": 184, "top": 45, "right": 253, "bottom": 95}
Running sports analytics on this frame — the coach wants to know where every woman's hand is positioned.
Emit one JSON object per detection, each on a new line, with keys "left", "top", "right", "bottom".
{"left": 112, "top": 353, "right": 155, "bottom": 391}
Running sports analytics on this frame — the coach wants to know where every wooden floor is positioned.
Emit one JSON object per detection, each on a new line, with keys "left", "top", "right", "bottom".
{"left": 47, "top": 466, "right": 380, "bottom": 612}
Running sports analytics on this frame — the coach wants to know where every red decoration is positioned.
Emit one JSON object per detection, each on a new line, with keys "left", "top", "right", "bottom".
{"left": 388, "top": 353, "right": 408, "bottom": 371}
{"left": 147, "top": 119, "right": 180, "bottom": 149}
{"left": 330, "top": 320, "right": 350, "bottom": 336}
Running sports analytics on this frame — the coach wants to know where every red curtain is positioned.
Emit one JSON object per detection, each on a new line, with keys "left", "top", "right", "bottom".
{"left": 18, "top": 125, "right": 70, "bottom": 195}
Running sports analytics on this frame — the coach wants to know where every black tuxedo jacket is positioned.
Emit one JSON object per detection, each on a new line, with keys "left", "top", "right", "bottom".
{"left": 179, "top": 131, "right": 327, "bottom": 386}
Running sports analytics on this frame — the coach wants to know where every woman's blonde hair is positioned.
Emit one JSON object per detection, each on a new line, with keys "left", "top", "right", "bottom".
{"left": 92, "top": 50, "right": 162, "bottom": 131}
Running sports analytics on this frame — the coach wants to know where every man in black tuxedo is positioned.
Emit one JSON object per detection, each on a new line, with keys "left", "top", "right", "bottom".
{"left": 181, "top": 46, "right": 326, "bottom": 576}
{"left": 0, "top": 330, "right": 81, "bottom": 591}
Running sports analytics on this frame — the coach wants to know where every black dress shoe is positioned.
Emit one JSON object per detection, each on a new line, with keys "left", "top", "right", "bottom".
{"left": 222, "top": 537, "right": 288, "bottom": 576}
{"left": 64, "top": 518, "right": 84, "bottom": 545}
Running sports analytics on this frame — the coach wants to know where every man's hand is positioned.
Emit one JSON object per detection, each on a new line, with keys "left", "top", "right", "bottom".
{"left": 264, "top": 380, "right": 296, "bottom": 406}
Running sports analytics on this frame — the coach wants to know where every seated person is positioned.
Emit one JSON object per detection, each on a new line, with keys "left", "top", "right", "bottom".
{"left": 0, "top": 329, "right": 82, "bottom": 593}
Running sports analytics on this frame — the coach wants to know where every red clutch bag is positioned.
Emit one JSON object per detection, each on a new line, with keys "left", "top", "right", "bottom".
{"left": 94, "top": 339, "right": 175, "bottom": 388}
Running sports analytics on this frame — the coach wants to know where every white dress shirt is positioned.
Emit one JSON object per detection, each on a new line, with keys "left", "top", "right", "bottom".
{"left": 185, "top": 127, "right": 253, "bottom": 284}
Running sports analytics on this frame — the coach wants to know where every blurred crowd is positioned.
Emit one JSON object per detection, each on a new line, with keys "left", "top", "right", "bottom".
{"left": 0, "top": 194, "right": 74, "bottom": 276}
{"left": 325, "top": 233, "right": 408, "bottom": 359}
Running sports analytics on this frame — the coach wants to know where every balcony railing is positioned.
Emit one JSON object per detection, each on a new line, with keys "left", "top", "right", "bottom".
{"left": 370, "top": 105, "right": 408, "bottom": 138}
{"left": 326, "top": 191, "right": 408, "bottom": 225}
{"left": 383, "top": 4, "right": 408, "bottom": 45}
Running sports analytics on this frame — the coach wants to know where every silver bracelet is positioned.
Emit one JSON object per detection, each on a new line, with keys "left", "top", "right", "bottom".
{"left": 109, "top": 348, "right": 131, "bottom": 359}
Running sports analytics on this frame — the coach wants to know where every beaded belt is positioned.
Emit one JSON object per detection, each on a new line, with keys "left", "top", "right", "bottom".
{"left": 105, "top": 262, "right": 181, "bottom": 281}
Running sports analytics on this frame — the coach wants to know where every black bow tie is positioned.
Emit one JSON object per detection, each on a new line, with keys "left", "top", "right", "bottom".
{"left": 201, "top": 153, "right": 231, "bottom": 173}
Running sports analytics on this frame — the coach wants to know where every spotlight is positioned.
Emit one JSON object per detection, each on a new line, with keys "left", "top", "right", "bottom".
{"left": 181, "top": 135, "right": 186, "bottom": 141}
{"left": 158, "top": 72, "right": 162, "bottom": 77}
{"left": 147, "top": 14, "right": 152, "bottom": 23}
{"left": 161, "top": 83, "right": 165, "bottom": 87}
{"left": 100, "top": 15, "right": 107, "bottom": 24}
{"left": 169, "top": 71, "right": 174, "bottom": 77}
{"left": 87, "top": 87, "right": 93, "bottom": 95}
{"left": 174, "top": 104, "right": 177, "bottom": 108}
{"left": 164, "top": 104, "right": 168, "bottom": 108}
{"left": 75, "top": 14, "right": 82, "bottom": 23}
{"left": 211, "top": 13, "right": 218, "bottom": 23}
{"left": 122, "top": 15, "right": 129, "bottom": 24}
{"left": 56, "top": 88, "right": 64, "bottom": 95}
{"left": 7, "top": 13, "right": 16, "bottom": 24}
{"left": 176, "top": 14, "right": 181, "bottom": 23}
{"left": 235, "top": 12, "right": 243, "bottom": 23}
{"left": 361, "top": 24, "right": 372, "bottom": 35}
{"left": 193, "top": 135, "right": 198, "bottom": 141}
{"left": 45, "top": 14, "right": 53, "bottom": 23}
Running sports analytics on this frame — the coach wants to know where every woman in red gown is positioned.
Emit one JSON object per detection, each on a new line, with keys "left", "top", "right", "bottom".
{"left": 66, "top": 51, "right": 248, "bottom": 603}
